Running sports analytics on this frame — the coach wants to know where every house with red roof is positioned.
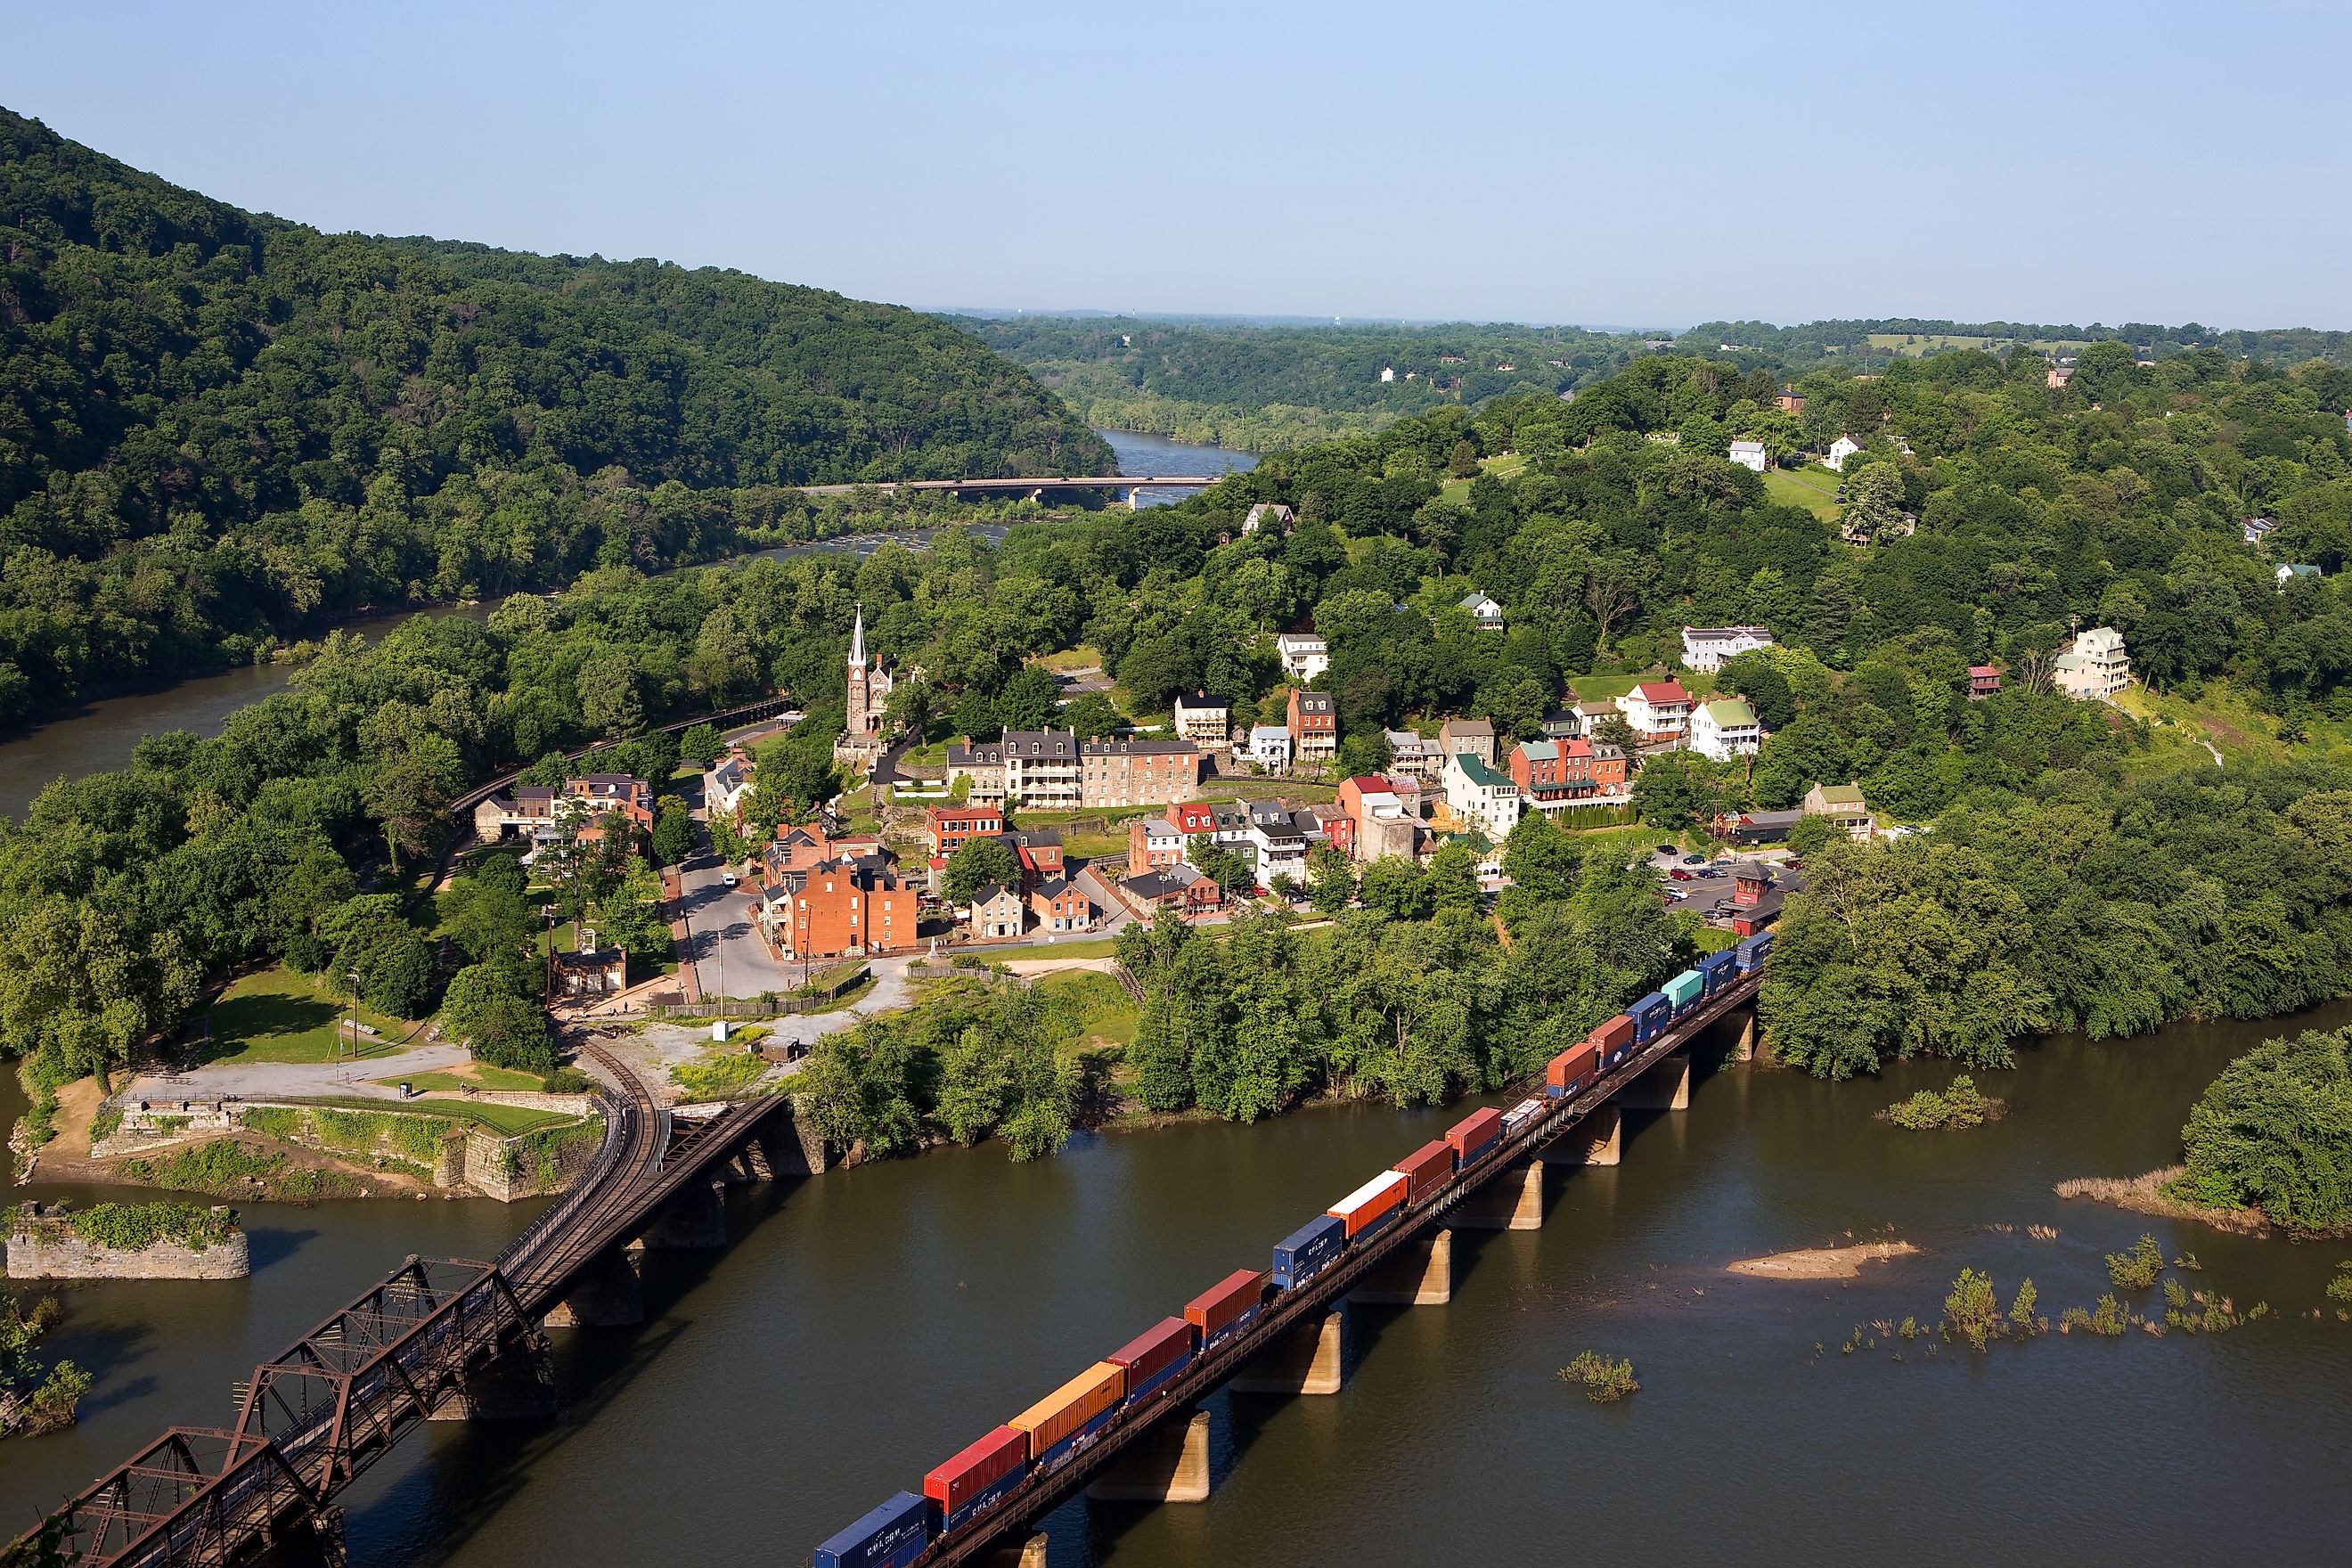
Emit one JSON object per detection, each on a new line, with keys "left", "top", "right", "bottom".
{"left": 1615, "top": 680, "right": 1694, "bottom": 743}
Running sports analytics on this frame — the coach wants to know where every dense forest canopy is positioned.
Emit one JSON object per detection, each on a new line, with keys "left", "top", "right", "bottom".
{"left": 0, "top": 107, "right": 1105, "bottom": 724}
{"left": 968, "top": 310, "right": 2352, "bottom": 453}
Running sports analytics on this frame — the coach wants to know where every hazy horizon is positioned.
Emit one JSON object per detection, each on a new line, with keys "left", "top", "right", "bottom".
{"left": 8, "top": 0, "right": 2348, "bottom": 330}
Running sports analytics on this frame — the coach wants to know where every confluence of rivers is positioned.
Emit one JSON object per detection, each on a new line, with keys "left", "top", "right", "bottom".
{"left": 8, "top": 430, "right": 2351, "bottom": 1562}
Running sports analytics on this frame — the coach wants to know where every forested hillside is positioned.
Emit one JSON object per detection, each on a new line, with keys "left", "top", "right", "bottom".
{"left": 963, "top": 314, "right": 1643, "bottom": 451}
{"left": 0, "top": 108, "right": 1103, "bottom": 725}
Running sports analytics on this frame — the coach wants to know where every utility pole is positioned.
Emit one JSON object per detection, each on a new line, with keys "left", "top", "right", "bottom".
{"left": 346, "top": 969, "right": 363, "bottom": 1074}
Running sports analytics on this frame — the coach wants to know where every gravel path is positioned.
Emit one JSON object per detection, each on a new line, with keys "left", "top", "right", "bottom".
{"left": 124, "top": 1044, "right": 475, "bottom": 1104}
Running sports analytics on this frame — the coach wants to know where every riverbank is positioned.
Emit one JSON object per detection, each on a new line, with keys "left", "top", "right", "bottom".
{"left": 2055, "top": 1166, "right": 2273, "bottom": 1237}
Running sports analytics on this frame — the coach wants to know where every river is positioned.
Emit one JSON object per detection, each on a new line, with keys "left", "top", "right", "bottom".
{"left": 0, "top": 433, "right": 1254, "bottom": 816}
{"left": 7, "top": 1003, "right": 2351, "bottom": 1564}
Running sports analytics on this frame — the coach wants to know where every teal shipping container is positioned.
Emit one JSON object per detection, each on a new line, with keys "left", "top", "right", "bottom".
{"left": 1662, "top": 969, "right": 1704, "bottom": 1008}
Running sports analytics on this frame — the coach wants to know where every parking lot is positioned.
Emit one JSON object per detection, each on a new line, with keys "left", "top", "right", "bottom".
{"left": 1644, "top": 845, "right": 1752, "bottom": 921}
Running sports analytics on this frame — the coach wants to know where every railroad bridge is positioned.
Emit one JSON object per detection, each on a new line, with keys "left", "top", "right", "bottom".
{"left": 796, "top": 475, "right": 1224, "bottom": 508}
{"left": 8, "top": 1041, "right": 824, "bottom": 1568}
{"left": 12, "top": 976, "right": 1761, "bottom": 1568}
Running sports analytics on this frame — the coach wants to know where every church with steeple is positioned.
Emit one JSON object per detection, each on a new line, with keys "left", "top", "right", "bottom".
{"left": 833, "top": 602, "right": 895, "bottom": 773}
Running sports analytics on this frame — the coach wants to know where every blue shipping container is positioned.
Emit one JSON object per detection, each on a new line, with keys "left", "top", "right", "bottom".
{"left": 1701, "top": 950, "right": 1738, "bottom": 993}
{"left": 1272, "top": 1214, "right": 1347, "bottom": 1290}
{"left": 1202, "top": 1302, "right": 1260, "bottom": 1352}
{"left": 1737, "top": 929, "right": 1775, "bottom": 973}
{"left": 1035, "top": 1406, "right": 1120, "bottom": 1474}
{"left": 815, "top": 1491, "right": 933, "bottom": 1568}
{"left": 939, "top": 1473, "right": 1021, "bottom": 1538}
{"left": 1629, "top": 991, "right": 1671, "bottom": 1044}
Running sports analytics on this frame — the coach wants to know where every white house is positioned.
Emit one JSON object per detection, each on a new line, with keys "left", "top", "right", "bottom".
{"left": 1385, "top": 729, "right": 1443, "bottom": 776}
{"left": 1689, "top": 697, "right": 1764, "bottom": 762}
{"left": 1275, "top": 633, "right": 1329, "bottom": 682}
{"left": 1241, "top": 502, "right": 1294, "bottom": 537}
{"left": 1247, "top": 724, "right": 1294, "bottom": 772}
{"left": 1727, "top": 439, "right": 1768, "bottom": 473}
{"left": 1379, "top": 365, "right": 1395, "bottom": 383}
{"left": 1679, "top": 625, "right": 1776, "bottom": 674}
{"left": 2243, "top": 516, "right": 2279, "bottom": 547}
{"left": 705, "top": 750, "right": 756, "bottom": 825}
{"left": 1615, "top": 680, "right": 1694, "bottom": 742}
{"left": 2052, "top": 626, "right": 2131, "bottom": 700}
{"left": 1171, "top": 690, "right": 1229, "bottom": 745}
{"left": 1441, "top": 751, "right": 1522, "bottom": 843}
{"left": 1823, "top": 435, "right": 1865, "bottom": 471}
{"left": 1457, "top": 592, "right": 1506, "bottom": 633}
{"left": 2278, "top": 563, "right": 2323, "bottom": 586}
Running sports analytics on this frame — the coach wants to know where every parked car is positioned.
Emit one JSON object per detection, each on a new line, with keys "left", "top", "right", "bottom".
{"left": 1669, "top": 869, "right": 1694, "bottom": 881}
{"left": 1654, "top": 844, "right": 1678, "bottom": 857}
{"left": 1681, "top": 853, "right": 1707, "bottom": 866}
{"left": 722, "top": 872, "right": 739, "bottom": 888}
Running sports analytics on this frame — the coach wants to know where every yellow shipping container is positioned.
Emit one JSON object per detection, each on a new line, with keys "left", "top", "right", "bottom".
{"left": 1009, "top": 1361, "right": 1125, "bottom": 1459}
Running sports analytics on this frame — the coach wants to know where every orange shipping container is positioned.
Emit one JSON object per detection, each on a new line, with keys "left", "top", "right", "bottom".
{"left": 1009, "top": 1362, "right": 1125, "bottom": 1462}
{"left": 1589, "top": 1015, "right": 1634, "bottom": 1053}
{"left": 1392, "top": 1139, "right": 1458, "bottom": 1205}
{"left": 1328, "top": 1170, "right": 1409, "bottom": 1238}
{"left": 1548, "top": 1041, "right": 1598, "bottom": 1093}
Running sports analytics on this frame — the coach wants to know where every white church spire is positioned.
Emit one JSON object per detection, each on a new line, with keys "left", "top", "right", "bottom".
{"left": 849, "top": 601, "right": 866, "bottom": 668}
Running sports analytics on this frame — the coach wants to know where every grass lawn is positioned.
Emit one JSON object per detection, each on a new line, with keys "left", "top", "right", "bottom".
{"left": 1018, "top": 936, "right": 1123, "bottom": 960}
{"left": 1038, "top": 971, "right": 1138, "bottom": 1047}
{"left": 372, "top": 1065, "right": 546, "bottom": 1094}
{"left": 1061, "top": 830, "right": 1129, "bottom": 859}
{"left": 1034, "top": 646, "right": 1104, "bottom": 673}
{"left": 1763, "top": 467, "right": 1842, "bottom": 520}
{"left": 288, "top": 1095, "right": 577, "bottom": 1136}
{"left": 192, "top": 968, "right": 413, "bottom": 1066}
{"left": 2111, "top": 682, "right": 2332, "bottom": 773}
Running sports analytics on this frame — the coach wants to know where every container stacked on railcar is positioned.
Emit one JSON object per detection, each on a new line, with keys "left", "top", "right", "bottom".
{"left": 812, "top": 941, "right": 1774, "bottom": 1564}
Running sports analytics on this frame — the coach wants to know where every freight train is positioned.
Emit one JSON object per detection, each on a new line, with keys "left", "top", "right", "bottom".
{"left": 812, "top": 931, "right": 1772, "bottom": 1568}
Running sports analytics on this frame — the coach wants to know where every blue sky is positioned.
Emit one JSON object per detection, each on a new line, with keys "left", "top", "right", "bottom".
{"left": 7, "top": 0, "right": 2348, "bottom": 329}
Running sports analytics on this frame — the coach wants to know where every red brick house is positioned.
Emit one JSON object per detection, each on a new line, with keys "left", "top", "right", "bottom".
{"left": 926, "top": 804, "right": 1003, "bottom": 858}
{"left": 1030, "top": 876, "right": 1098, "bottom": 934}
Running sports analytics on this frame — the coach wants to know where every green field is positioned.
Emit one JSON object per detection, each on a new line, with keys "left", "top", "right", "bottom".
{"left": 192, "top": 968, "right": 412, "bottom": 1065}
{"left": 287, "top": 1095, "right": 578, "bottom": 1136}
{"left": 372, "top": 1065, "right": 546, "bottom": 1094}
{"left": 1038, "top": 970, "right": 1139, "bottom": 1047}
{"left": 1864, "top": 332, "right": 2089, "bottom": 357}
{"left": 1763, "top": 467, "right": 1842, "bottom": 519}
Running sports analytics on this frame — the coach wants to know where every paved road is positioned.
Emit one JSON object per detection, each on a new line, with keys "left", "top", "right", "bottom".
{"left": 124, "top": 1043, "right": 477, "bottom": 1105}
{"left": 678, "top": 845, "right": 798, "bottom": 998}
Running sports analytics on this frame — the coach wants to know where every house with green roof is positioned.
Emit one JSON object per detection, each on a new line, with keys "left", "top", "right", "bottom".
{"left": 1441, "top": 749, "right": 1522, "bottom": 843}
{"left": 1801, "top": 781, "right": 1874, "bottom": 840}
{"left": 1690, "top": 697, "right": 1763, "bottom": 762}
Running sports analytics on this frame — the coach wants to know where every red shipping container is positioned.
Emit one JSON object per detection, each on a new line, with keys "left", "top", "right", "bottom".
{"left": 1589, "top": 1015, "right": 1634, "bottom": 1053}
{"left": 1392, "top": 1139, "right": 1457, "bottom": 1205}
{"left": 1186, "top": 1269, "right": 1266, "bottom": 1340}
{"left": 1548, "top": 1041, "right": 1598, "bottom": 1092}
{"left": 925, "top": 1425, "right": 1027, "bottom": 1516}
{"left": 1328, "top": 1170, "right": 1408, "bottom": 1237}
{"left": 1107, "top": 1317, "right": 1195, "bottom": 1394}
{"left": 1446, "top": 1107, "right": 1505, "bottom": 1158}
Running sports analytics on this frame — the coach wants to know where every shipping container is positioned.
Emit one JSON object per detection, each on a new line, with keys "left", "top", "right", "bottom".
{"left": 1546, "top": 1040, "right": 1598, "bottom": 1098}
{"left": 1663, "top": 968, "right": 1704, "bottom": 1009}
{"left": 815, "top": 1491, "right": 932, "bottom": 1568}
{"left": 1272, "top": 1213, "right": 1347, "bottom": 1290}
{"left": 1186, "top": 1269, "right": 1267, "bottom": 1352}
{"left": 1700, "top": 949, "right": 1739, "bottom": 994}
{"left": 1629, "top": 991, "right": 1671, "bottom": 1044}
{"left": 924, "top": 1426, "right": 1027, "bottom": 1536}
{"left": 1108, "top": 1317, "right": 1196, "bottom": 1406}
{"left": 1328, "top": 1170, "right": 1408, "bottom": 1241}
{"left": 1392, "top": 1139, "right": 1458, "bottom": 1205}
{"left": 1590, "top": 1013, "right": 1635, "bottom": 1069}
{"left": 1500, "top": 1096, "right": 1547, "bottom": 1136}
{"left": 1010, "top": 1362, "right": 1126, "bottom": 1472}
{"left": 1446, "top": 1107, "right": 1505, "bottom": 1167}
{"left": 1737, "top": 929, "right": 1775, "bottom": 972}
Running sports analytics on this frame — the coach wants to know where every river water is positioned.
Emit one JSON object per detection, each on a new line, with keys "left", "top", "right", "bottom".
{"left": 7, "top": 1000, "right": 2351, "bottom": 1564}
{"left": 0, "top": 433, "right": 1252, "bottom": 816}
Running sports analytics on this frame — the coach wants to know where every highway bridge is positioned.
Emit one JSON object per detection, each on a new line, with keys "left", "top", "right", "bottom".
{"left": 796, "top": 474, "right": 1225, "bottom": 504}
{"left": 11, "top": 1041, "right": 819, "bottom": 1568}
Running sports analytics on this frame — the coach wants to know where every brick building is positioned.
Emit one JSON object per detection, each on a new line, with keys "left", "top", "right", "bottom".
{"left": 1287, "top": 689, "right": 1337, "bottom": 769}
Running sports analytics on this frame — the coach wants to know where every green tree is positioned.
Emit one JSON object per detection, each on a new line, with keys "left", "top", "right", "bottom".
{"left": 1841, "top": 461, "right": 1907, "bottom": 544}
{"left": 678, "top": 723, "right": 725, "bottom": 767}
{"left": 943, "top": 836, "right": 1021, "bottom": 904}
{"left": 651, "top": 796, "right": 696, "bottom": 865}
{"left": 2178, "top": 1027, "right": 2352, "bottom": 1234}
{"left": 1307, "top": 843, "right": 1359, "bottom": 913}
{"left": 1360, "top": 855, "right": 1431, "bottom": 919}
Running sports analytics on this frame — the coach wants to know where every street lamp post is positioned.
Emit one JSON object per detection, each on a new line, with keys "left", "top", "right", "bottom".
{"left": 345, "top": 969, "right": 363, "bottom": 1073}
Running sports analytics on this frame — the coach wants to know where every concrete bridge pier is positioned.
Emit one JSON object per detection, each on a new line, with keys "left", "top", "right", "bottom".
{"left": 635, "top": 1178, "right": 728, "bottom": 1249}
{"left": 988, "top": 1535, "right": 1049, "bottom": 1568}
{"left": 428, "top": 1337, "right": 558, "bottom": 1421}
{"left": 1352, "top": 1229, "right": 1453, "bottom": 1305}
{"left": 543, "top": 1246, "right": 645, "bottom": 1327}
{"left": 1086, "top": 1409, "right": 1212, "bottom": 1502}
{"left": 244, "top": 1507, "right": 343, "bottom": 1568}
{"left": 1230, "top": 1308, "right": 1343, "bottom": 1395}
{"left": 1729, "top": 1009, "right": 1757, "bottom": 1063}
{"left": 1456, "top": 1160, "right": 1545, "bottom": 1229}
{"left": 1551, "top": 1103, "right": 1621, "bottom": 1166}
{"left": 1620, "top": 1051, "right": 1692, "bottom": 1112}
